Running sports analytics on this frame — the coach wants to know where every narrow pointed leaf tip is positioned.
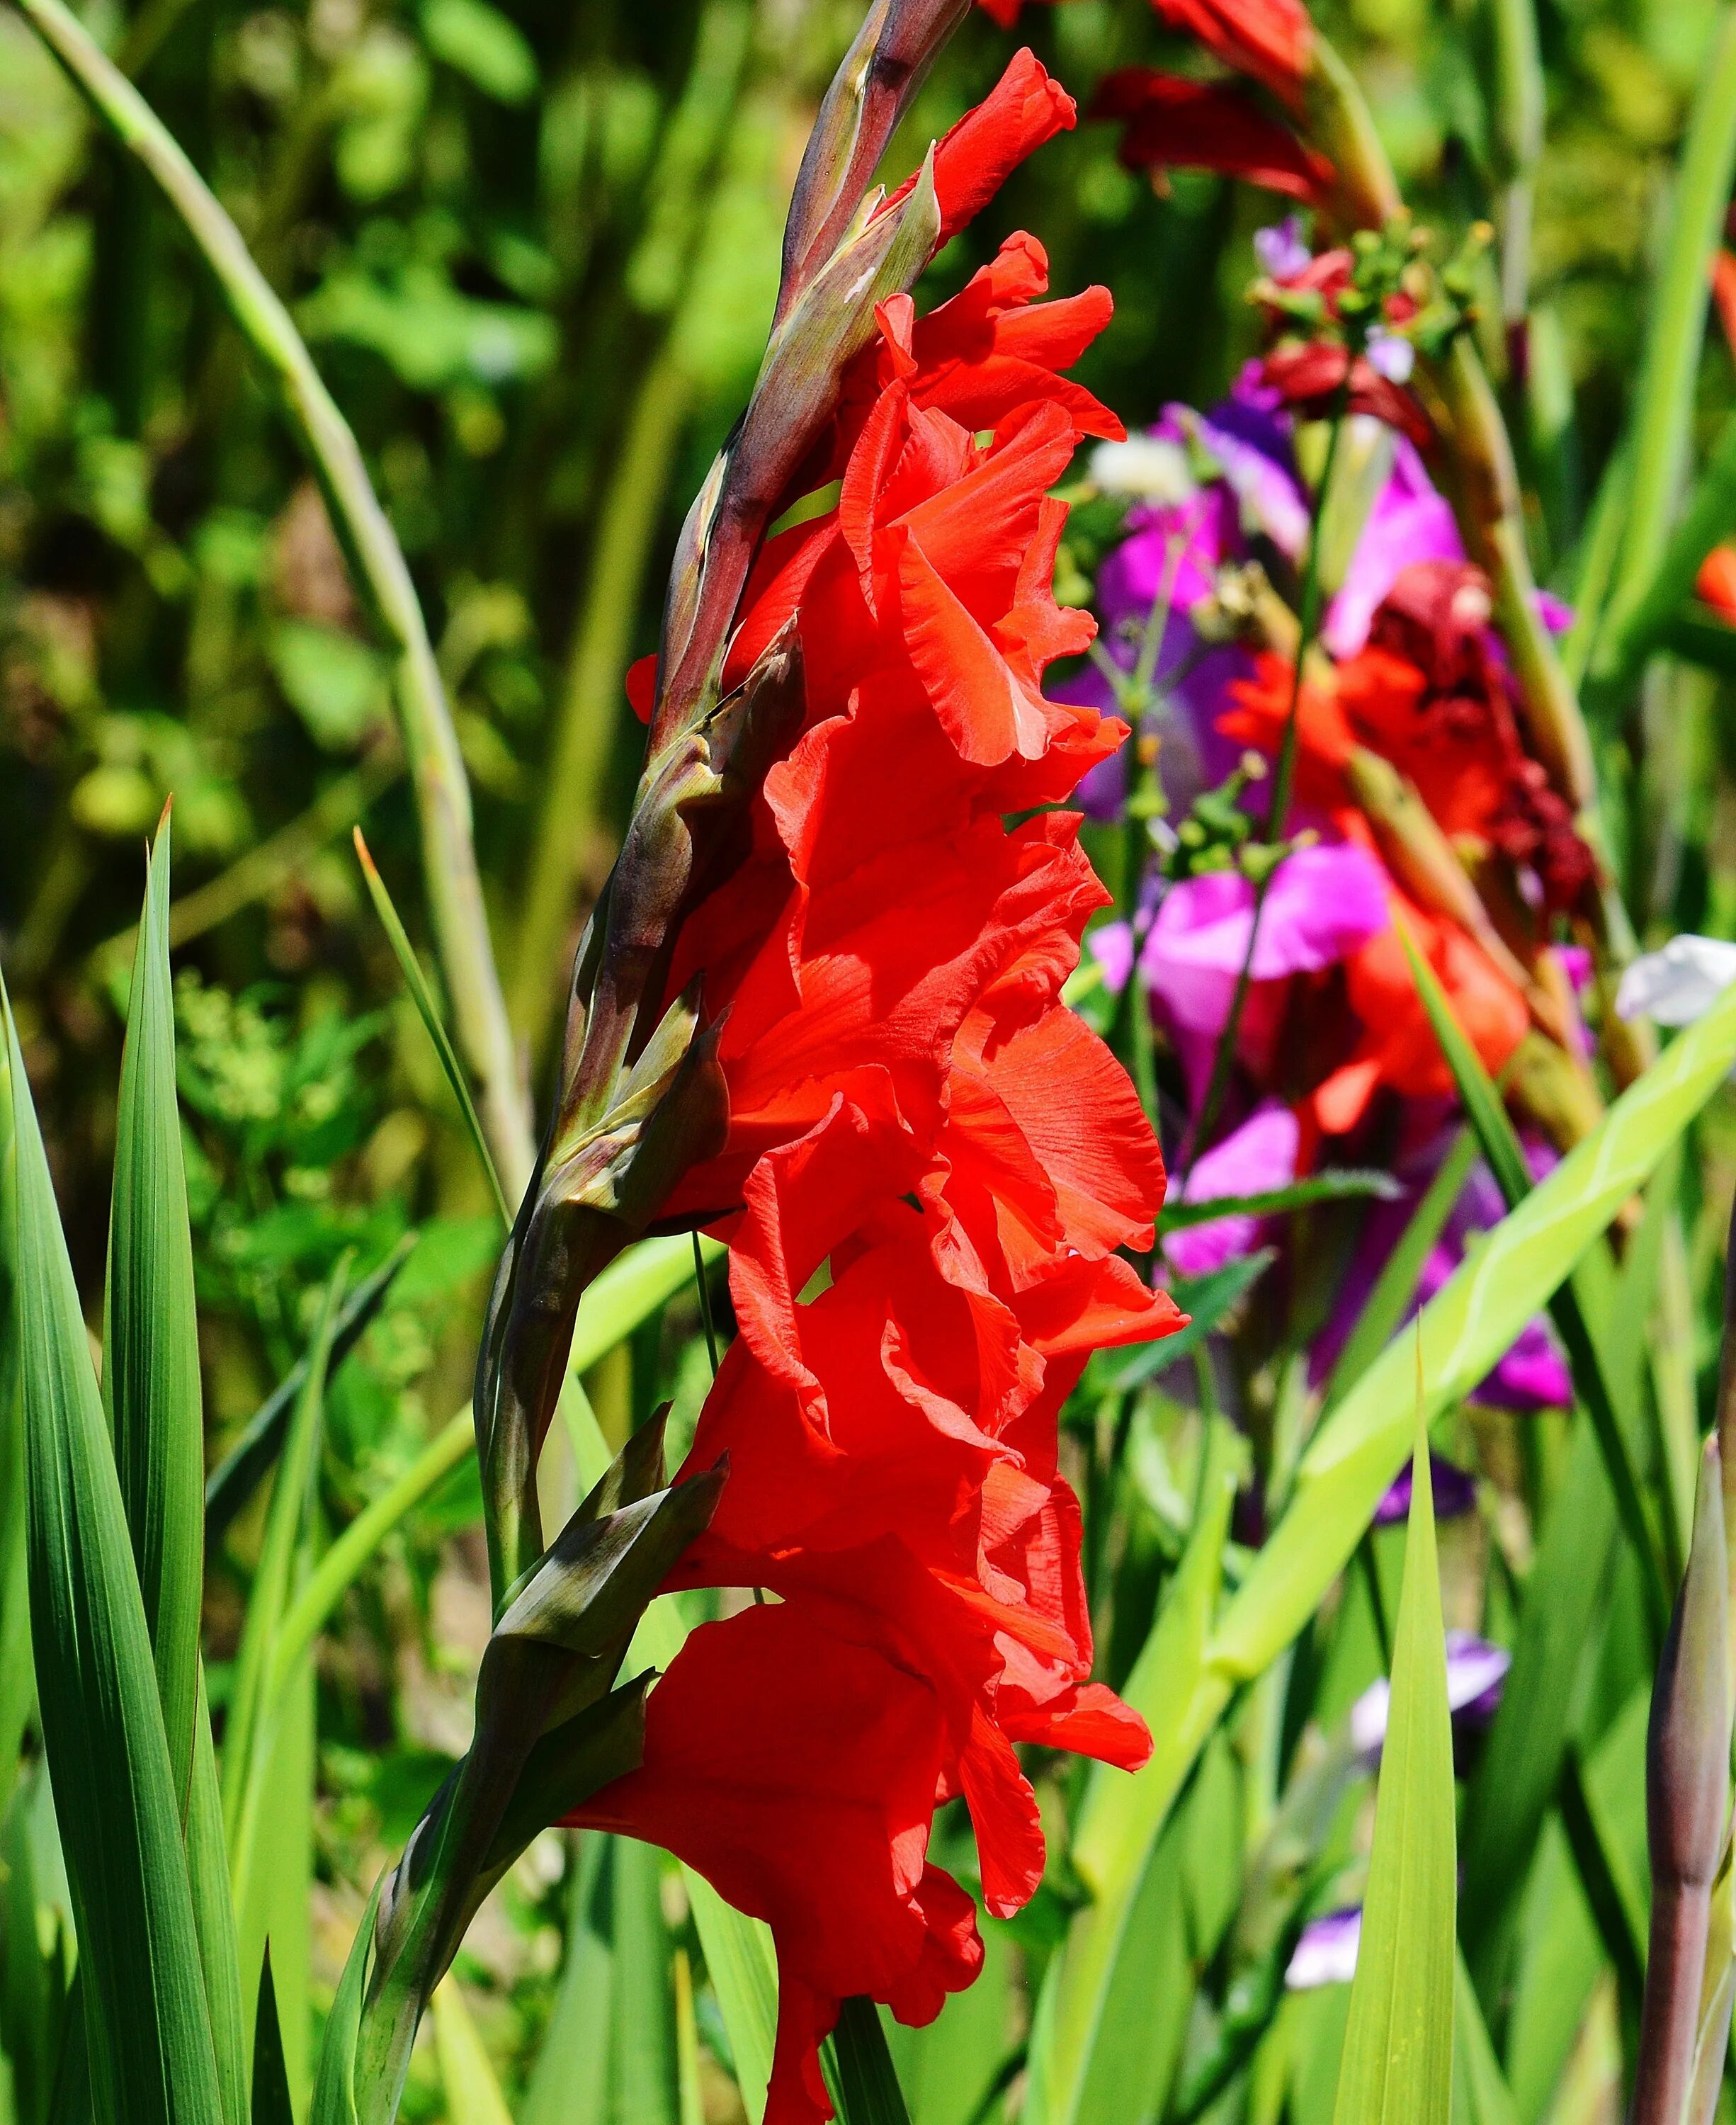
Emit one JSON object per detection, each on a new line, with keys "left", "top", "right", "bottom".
{"left": 353, "top": 827, "right": 513, "bottom": 1228}
{"left": 4, "top": 988, "right": 228, "bottom": 2125}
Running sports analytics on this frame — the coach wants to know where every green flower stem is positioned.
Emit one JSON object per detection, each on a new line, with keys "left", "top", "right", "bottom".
{"left": 1595, "top": 6, "right": 1736, "bottom": 674}
{"left": 1489, "top": 0, "right": 1544, "bottom": 331}
{"left": 11, "top": 0, "right": 534, "bottom": 1198}
{"left": 511, "top": 346, "right": 696, "bottom": 1058}
{"left": 1305, "top": 29, "right": 1650, "bottom": 1081}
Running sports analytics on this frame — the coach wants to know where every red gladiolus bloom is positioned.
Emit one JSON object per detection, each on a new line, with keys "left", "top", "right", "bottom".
{"left": 572, "top": 53, "right": 1181, "bottom": 2124}
{"left": 1150, "top": 0, "right": 1312, "bottom": 108}
{"left": 1091, "top": 68, "right": 1331, "bottom": 200}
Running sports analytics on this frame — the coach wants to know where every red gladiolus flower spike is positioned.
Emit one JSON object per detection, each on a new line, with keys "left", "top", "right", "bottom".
{"left": 575, "top": 51, "right": 1182, "bottom": 2125}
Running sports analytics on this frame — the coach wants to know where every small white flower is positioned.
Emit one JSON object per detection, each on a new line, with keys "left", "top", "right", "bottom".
{"left": 1089, "top": 436, "right": 1195, "bottom": 506}
{"left": 1615, "top": 935, "right": 1736, "bottom": 1026}
{"left": 1286, "top": 1909, "right": 1361, "bottom": 1990}
{"left": 1365, "top": 328, "right": 1415, "bottom": 384}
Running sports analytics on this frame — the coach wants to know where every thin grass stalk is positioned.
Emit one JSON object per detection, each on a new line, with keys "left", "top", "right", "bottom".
{"left": 8, "top": 0, "right": 534, "bottom": 1196}
{"left": 1184, "top": 402, "right": 1346, "bottom": 1176}
{"left": 1490, "top": 0, "right": 1543, "bottom": 344}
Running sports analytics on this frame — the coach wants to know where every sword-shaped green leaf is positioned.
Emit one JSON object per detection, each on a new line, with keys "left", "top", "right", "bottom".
{"left": 4, "top": 987, "right": 226, "bottom": 2125}
{"left": 252, "top": 1954, "right": 295, "bottom": 2125}
{"left": 105, "top": 810, "right": 203, "bottom": 1810}
{"left": 104, "top": 814, "right": 249, "bottom": 2125}
{"left": 1034, "top": 973, "right": 1736, "bottom": 2125}
{"left": 1329, "top": 1398, "right": 1455, "bottom": 2125}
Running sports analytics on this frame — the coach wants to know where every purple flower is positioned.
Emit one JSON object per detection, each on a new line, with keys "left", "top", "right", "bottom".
{"left": 1364, "top": 328, "right": 1416, "bottom": 384}
{"left": 1166, "top": 1100, "right": 1299, "bottom": 1279}
{"left": 1349, "top": 1631, "right": 1511, "bottom": 1759}
{"left": 1286, "top": 1908, "right": 1361, "bottom": 1990}
{"left": 1373, "top": 1451, "right": 1477, "bottom": 1526}
{"left": 1142, "top": 844, "right": 1391, "bottom": 1103}
{"left": 1322, "top": 436, "right": 1463, "bottom": 659}
{"left": 1254, "top": 215, "right": 1312, "bottom": 281}
{"left": 1315, "top": 1133, "right": 1572, "bottom": 1415}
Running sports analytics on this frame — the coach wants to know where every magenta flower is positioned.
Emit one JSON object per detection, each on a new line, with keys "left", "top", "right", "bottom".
{"left": 1142, "top": 843, "right": 1391, "bottom": 1102}
{"left": 1166, "top": 1099, "right": 1299, "bottom": 1279}
{"left": 1322, "top": 434, "right": 1463, "bottom": 659}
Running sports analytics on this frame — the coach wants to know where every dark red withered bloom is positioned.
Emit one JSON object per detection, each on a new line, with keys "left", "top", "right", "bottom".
{"left": 1091, "top": 68, "right": 1332, "bottom": 199}
{"left": 1261, "top": 339, "right": 1433, "bottom": 451}
{"left": 572, "top": 51, "right": 1181, "bottom": 2125}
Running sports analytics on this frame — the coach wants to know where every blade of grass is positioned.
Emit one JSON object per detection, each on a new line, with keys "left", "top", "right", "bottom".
{"left": 519, "top": 1837, "right": 613, "bottom": 2125}
{"left": 430, "top": 1979, "right": 512, "bottom": 2125}
{"left": 105, "top": 810, "right": 203, "bottom": 1807}
{"left": 1326, "top": 1128, "right": 1477, "bottom": 1408}
{"left": 224, "top": 1277, "right": 339, "bottom": 2104}
{"left": 0, "top": 1023, "right": 30, "bottom": 1832}
{"left": 6, "top": 0, "right": 531, "bottom": 1197}
{"left": 252, "top": 1954, "right": 295, "bottom": 2125}
{"left": 612, "top": 1837, "right": 679, "bottom": 2125}
{"left": 104, "top": 818, "right": 249, "bottom": 2125}
{"left": 4, "top": 987, "right": 226, "bottom": 2125}
{"left": 221, "top": 1266, "right": 343, "bottom": 1847}
{"left": 1035, "top": 973, "right": 1736, "bottom": 2125}
{"left": 1458, "top": 1412, "right": 1615, "bottom": 1984}
{"left": 204, "top": 1232, "right": 416, "bottom": 1548}
{"left": 1158, "top": 1172, "right": 1402, "bottom": 1232}
{"left": 1395, "top": 920, "right": 1672, "bottom": 1629}
{"left": 1328, "top": 1388, "right": 1455, "bottom": 2125}
{"left": 1453, "top": 1948, "right": 1519, "bottom": 2125}
{"left": 824, "top": 2000, "right": 914, "bottom": 2125}
{"left": 310, "top": 1876, "right": 382, "bottom": 2125}
{"left": 353, "top": 831, "right": 510, "bottom": 1227}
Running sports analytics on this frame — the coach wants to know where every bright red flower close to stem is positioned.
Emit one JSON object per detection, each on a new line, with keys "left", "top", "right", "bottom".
{"left": 572, "top": 52, "right": 1183, "bottom": 2125}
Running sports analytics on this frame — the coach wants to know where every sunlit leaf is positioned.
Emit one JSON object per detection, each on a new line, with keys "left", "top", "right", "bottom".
{"left": 1329, "top": 1406, "right": 1454, "bottom": 2125}
{"left": 5, "top": 987, "right": 226, "bottom": 2125}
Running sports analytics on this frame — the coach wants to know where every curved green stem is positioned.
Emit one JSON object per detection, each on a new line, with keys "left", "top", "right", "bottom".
{"left": 11, "top": 0, "right": 534, "bottom": 1196}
